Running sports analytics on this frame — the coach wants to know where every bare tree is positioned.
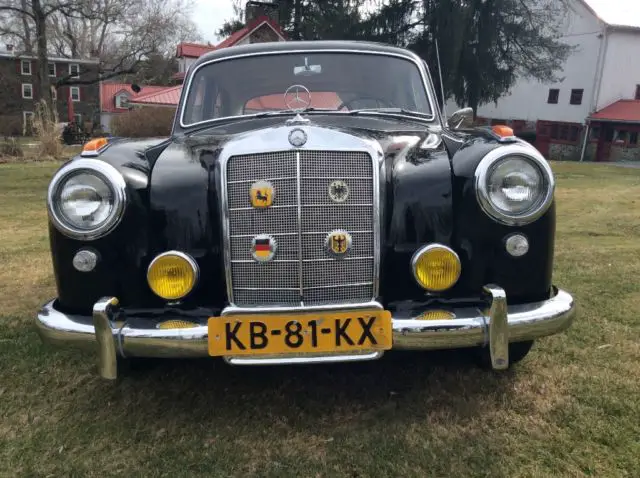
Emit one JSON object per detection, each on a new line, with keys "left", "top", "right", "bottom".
{"left": 0, "top": 0, "right": 201, "bottom": 99}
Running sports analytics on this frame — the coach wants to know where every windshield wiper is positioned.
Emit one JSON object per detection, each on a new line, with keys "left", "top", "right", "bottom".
{"left": 252, "top": 107, "right": 339, "bottom": 118}
{"left": 346, "top": 108, "right": 430, "bottom": 118}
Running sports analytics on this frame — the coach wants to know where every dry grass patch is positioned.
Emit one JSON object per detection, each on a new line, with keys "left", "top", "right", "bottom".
{"left": 0, "top": 161, "right": 639, "bottom": 477}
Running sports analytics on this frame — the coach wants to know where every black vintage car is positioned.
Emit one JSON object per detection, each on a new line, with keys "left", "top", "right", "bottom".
{"left": 36, "top": 41, "right": 575, "bottom": 379}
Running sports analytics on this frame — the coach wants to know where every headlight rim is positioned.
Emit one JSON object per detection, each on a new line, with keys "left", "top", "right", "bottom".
{"left": 146, "top": 251, "right": 200, "bottom": 300}
{"left": 47, "top": 159, "right": 127, "bottom": 240}
{"left": 475, "top": 144, "right": 555, "bottom": 226}
{"left": 411, "top": 243, "right": 462, "bottom": 292}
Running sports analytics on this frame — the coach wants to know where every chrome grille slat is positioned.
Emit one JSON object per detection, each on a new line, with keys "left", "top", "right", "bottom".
{"left": 226, "top": 149, "right": 375, "bottom": 307}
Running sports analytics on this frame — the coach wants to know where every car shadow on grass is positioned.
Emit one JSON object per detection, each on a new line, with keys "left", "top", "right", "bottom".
{"left": 80, "top": 348, "right": 522, "bottom": 433}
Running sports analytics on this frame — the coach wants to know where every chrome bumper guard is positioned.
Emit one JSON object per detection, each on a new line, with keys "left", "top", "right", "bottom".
{"left": 35, "top": 286, "right": 575, "bottom": 379}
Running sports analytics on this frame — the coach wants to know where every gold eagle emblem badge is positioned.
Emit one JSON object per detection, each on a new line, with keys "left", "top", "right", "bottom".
{"left": 325, "top": 229, "right": 352, "bottom": 257}
{"left": 250, "top": 180, "right": 274, "bottom": 208}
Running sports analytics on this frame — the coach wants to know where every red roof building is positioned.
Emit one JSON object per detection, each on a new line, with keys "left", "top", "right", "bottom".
{"left": 100, "top": 2, "right": 287, "bottom": 131}
{"left": 589, "top": 100, "right": 640, "bottom": 123}
{"left": 174, "top": 14, "right": 286, "bottom": 82}
{"left": 128, "top": 85, "right": 183, "bottom": 108}
{"left": 587, "top": 100, "right": 640, "bottom": 162}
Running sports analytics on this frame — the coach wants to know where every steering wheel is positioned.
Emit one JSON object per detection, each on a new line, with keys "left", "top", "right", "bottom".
{"left": 337, "top": 96, "right": 393, "bottom": 111}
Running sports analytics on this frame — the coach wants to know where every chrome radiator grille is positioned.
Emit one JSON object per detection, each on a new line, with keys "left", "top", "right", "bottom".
{"left": 225, "top": 150, "right": 376, "bottom": 307}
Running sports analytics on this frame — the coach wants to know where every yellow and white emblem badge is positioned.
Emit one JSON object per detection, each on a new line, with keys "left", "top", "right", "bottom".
{"left": 325, "top": 229, "right": 352, "bottom": 257}
{"left": 250, "top": 180, "right": 274, "bottom": 208}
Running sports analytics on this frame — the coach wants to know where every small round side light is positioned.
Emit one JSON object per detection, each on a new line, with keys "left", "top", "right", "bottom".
{"left": 505, "top": 234, "right": 529, "bottom": 257}
{"left": 72, "top": 249, "right": 98, "bottom": 272}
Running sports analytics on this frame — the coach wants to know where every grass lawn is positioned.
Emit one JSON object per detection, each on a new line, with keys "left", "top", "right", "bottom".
{"left": 0, "top": 161, "right": 639, "bottom": 477}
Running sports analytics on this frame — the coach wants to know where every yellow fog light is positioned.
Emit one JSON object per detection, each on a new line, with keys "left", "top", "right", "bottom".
{"left": 415, "top": 310, "right": 456, "bottom": 321}
{"left": 147, "top": 251, "right": 198, "bottom": 300}
{"left": 411, "top": 244, "right": 461, "bottom": 292}
{"left": 157, "top": 320, "right": 198, "bottom": 329}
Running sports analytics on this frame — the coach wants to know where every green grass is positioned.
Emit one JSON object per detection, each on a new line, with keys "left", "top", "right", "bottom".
{"left": 1, "top": 161, "right": 639, "bottom": 477}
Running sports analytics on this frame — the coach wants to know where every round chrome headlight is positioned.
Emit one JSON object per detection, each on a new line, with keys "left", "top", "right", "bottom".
{"left": 48, "top": 159, "right": 126, "bottom": 240}
{"left": 475, "top": 144, "right": 554, "bottom": 225}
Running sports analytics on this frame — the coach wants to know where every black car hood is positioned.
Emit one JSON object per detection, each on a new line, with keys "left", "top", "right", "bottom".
{"left": 177, "top": 114, "right": 442, "bottom": 160}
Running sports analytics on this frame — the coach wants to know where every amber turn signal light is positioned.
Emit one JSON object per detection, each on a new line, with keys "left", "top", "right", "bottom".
{"left": 82, "top": 137, "right": 109, "bottom": 153}
{"left": 491, "top": 125, "right": 515, "bottom": 138}
{"left": 411, "top": 244, "right": 461, "bottom": 292}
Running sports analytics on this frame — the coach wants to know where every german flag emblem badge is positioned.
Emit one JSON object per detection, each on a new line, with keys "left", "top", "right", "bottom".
{"left": 251, "top": 234, "right": 277, "bottom": 262}
{"left": 325, "top": 229, "right": 352, "bottom": 257}
{"left": 250, "top": 180, "right": 274, "bottom": 208}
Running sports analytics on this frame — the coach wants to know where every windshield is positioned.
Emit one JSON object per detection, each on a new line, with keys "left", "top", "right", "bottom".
{"left": 181, "top": 52, "right": 433, "bottom": 126}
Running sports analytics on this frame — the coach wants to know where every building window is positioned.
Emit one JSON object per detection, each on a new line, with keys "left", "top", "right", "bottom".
{"left": 614, "top": 130, "right": 628, "bottom": 143}
{"left": 630, "top": 132, "right": 639, "bottom": 145}
{"left": 635, "top": 85, "right": 640, "bottom": 100}
{"left": 21, "top": 59, "right": 31, "bottom": 75}
{"left": 570, "top": 125, "right": 580, "bottom": 142}
{"left": 69, "top": 63, "right": 80, "bottom": 78}
{"left": 590, "top": 127, "right": 600, "bottom": 140}
{"left": 70, "top": 86, "right": 80, "bottom": 102}
{"left": 23, "top": 111, "right": 34, "bottom": 134}
{"left": 48, "top": 63, "right": 56, "bottom": 77}
{"left": 115, "top": 94, "right": 129, "bottom": 109}
{"left": 547, "top": 89, "right": 559, "bottom": 104}
{"left": 570, "top": 89, "right": 584, "bottom": 105}
{"left": 22, "top": 83, "right": 33, "bottom": 99}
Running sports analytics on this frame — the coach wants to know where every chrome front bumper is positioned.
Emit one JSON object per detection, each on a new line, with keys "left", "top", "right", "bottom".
{"left": 35, "top": 286, "right": 575, "bottom": 379}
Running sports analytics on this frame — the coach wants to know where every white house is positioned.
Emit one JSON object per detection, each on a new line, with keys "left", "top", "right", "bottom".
{"left": 447, "top": 0, "right": 640, "bottom": 162}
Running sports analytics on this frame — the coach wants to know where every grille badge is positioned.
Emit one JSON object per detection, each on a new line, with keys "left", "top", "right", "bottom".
{"left": 328, "top": 180, "right": 350, "bottom": 203}
{"left": 325, "top": 230, "right": 352, "bottom": 257}
{"left": 251, "top": 234, "right": 277, "bottom": 263}
{"left": 250, "top": 180, "right": 274, "bottom": 208}
{"left": 288, "top": 128, "right": 307, "bottom": 147}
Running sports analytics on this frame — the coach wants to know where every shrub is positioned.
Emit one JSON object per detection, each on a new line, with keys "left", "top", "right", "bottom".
{"left": 32, "top": 100, "right": 63, "bottom": 159}
{"left": 0, "top": 115, "right": 23, "bottom": 137}
{"left": 0, "top": 137, "right": 24, "bottom": 157}
{"left": 111, "top": 107, "right": 175, "bottom": 138}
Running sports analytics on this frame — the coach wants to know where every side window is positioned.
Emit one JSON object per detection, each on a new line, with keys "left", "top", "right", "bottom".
{"left": 185, "top": 76, "right": 208, "bottom": 123}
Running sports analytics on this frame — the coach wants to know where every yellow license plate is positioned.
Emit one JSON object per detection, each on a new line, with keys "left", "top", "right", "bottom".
{"left": 208, "top": 309, "right": 392, "bottom": 357}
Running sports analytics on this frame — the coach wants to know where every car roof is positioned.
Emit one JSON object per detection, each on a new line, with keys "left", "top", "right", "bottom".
{"left": 192, "top": 40, "right": 422, "bottom": 68}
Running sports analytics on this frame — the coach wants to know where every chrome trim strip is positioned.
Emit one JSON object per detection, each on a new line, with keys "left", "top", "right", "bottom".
{"left": 47, "top": 159, "right": 127, "bottom": 241}
{"left": 235, "top": 287, "right": 300, "bottom": 291}
{"left": 303, "top": 230, "right": 373, "bottom": 235}
{"left": 301, "top": 176, "right": 373, "bottom": 180}
{"left": 225, "top": 351, "right": 382, "bottom": 365}
{"left": 178, "top": 49, "right": 438, "bottom": 129}
{"left": 231, "top": 232, "right": 298, "bottom": 238}
{"left": 232, "top": 259, "right": 299, "bottom": 263}
{"left": 35, "top": 288, "right": 575, "bottom": 373}
{"left": 304, "top": 282, "right": 373, "bottom": 290}
{"left": 229, "top": 204, "right": 297, "bottom": 211}
{"left": 222, "top": 300, "right": 384, "bottom": 315}
{"left": 296, "top": 151, "right": 304, "bottom": 305}
{"left": 228, "top": 176, "right": 296, "bottom": 184}
{"left": 303, "top": 256, "right": 374, "bottom": 262}
{"left": 228, "top": 203, "right": 373, "bottom": 211}
{"left": 475, "top": 144, "right": 556, "bottom": 226}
